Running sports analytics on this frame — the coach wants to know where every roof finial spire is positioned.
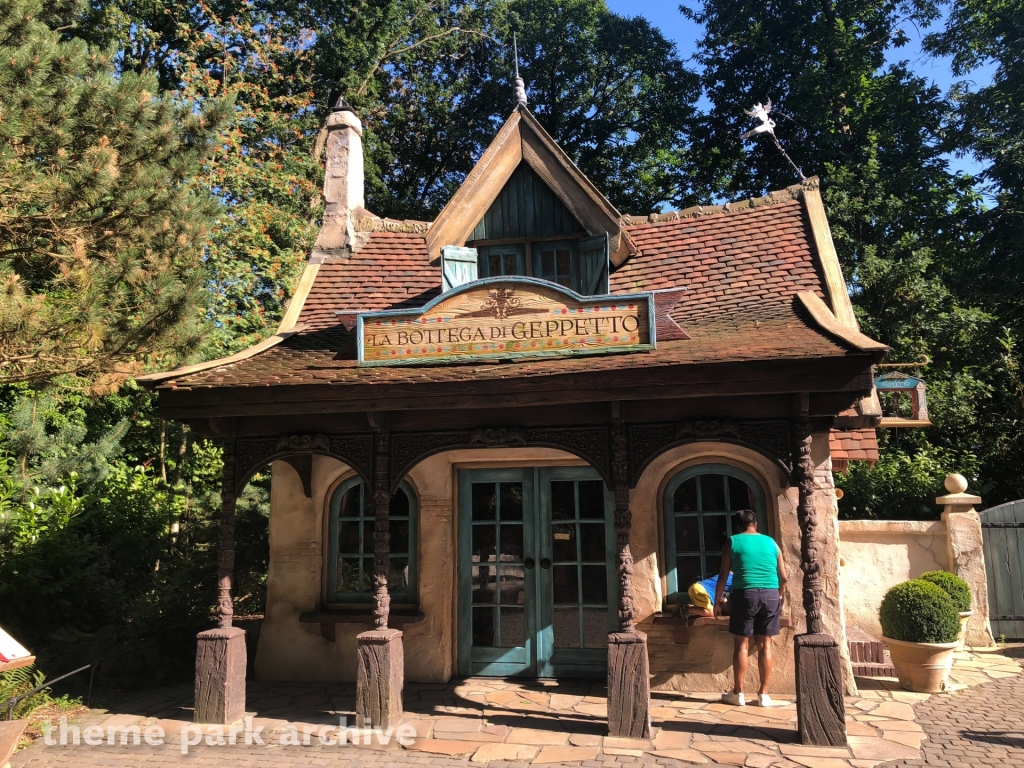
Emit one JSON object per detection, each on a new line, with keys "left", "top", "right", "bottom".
{"left": 513, "top": 32, "right": 527, "bottom": 109}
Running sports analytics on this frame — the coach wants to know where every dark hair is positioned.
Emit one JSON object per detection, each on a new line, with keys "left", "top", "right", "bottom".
{"left": 734, "top": 509, "right": 758, "bottom": 530}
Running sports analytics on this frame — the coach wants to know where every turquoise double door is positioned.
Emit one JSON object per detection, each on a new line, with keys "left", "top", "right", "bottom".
{"left": 458, "top": 467, "right": 616, "bottom": 678}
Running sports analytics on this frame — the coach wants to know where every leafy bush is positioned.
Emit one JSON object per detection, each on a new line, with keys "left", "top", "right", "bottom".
{"left": 880, "top": 579, "right": 961, "bottom": 644}
{"left": 919, "top": 571, "right": 973, "bottom": 613}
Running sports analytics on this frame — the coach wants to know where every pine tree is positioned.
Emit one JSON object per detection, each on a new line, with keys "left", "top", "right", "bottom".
{"left": 0, "top": 0, "right": 230, "bottom": 388}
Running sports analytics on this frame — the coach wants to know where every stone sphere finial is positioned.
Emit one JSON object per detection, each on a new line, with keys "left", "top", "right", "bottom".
{"left": 944, "top": 473, "right": 968, "bottom": 494}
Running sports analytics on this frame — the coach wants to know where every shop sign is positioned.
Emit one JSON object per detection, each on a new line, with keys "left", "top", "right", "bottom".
{"left": 357, "top": 277, "right": 655, "bottom": 366}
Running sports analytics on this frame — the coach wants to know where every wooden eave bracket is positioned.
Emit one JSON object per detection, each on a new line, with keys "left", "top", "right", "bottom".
{"left": 135, "top": 326, "right": 306, "bottom": 388}
{"left": 797, "top": 292, "right": 887, "bottom": 354}
{"left": 425, "top": 107, "right": 635, "bottom": 266}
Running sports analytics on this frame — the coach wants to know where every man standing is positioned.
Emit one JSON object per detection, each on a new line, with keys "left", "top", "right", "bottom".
{"left": 714, "top": 509, "right": 788, "bottom": 706}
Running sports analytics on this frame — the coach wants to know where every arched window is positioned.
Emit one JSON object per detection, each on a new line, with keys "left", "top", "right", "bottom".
{"left": 327, "top": 479, "right": 417, "bottom": 604}
{"left": 663, "top": 464, "right": 768, "bottom": 604}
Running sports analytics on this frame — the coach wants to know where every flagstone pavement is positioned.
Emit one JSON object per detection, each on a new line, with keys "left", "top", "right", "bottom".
{"left": 10, "top": 649, "right": 1021, "bottom": 768}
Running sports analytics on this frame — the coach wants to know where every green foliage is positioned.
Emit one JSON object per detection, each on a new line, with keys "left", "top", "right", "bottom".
{"left": 919, "top": 571, "right": 973, "bottom": 614}
{"left": 879, "top": 579, "right": 960, "bottom": 644}
{"left": 0, "top": 0, "right": 231, "bottom": 387}
{"left": 0, "top": 664, "right": 50, "bottom": 719}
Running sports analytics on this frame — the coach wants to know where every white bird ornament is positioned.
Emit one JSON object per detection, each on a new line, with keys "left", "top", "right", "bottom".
{"left": 741, "top": 99, "right": 775, "bottom": 140}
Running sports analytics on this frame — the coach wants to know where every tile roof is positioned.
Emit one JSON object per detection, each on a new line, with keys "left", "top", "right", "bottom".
{"left": 830, "top": 429, "right": 880, "bottom": 473}
{"left": 151, "top": 190, "right": 872, "bottom": 392}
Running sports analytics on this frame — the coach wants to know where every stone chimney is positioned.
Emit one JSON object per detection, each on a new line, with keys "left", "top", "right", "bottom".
{"left": 314, "top": 97, "right": 365, "bottom": 252}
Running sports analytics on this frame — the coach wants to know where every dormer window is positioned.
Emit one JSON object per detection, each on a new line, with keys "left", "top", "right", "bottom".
{"left": 461, "top": 165, "right": 608, "bottom": 295}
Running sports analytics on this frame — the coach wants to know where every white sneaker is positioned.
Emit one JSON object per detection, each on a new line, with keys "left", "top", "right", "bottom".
{"left": 754, "top": 693, "right": 772, "bottom": 707}
{"left": 721, "top": 691, "right": 745, "bottom": 706}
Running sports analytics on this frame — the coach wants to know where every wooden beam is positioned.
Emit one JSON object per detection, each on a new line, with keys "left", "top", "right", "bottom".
{"left": 798, "top": 292, "right": 887, "bottom": 353}
{"left": 425, "top": 113, "right": 523, "bottom": 261}
{"left": 156, "top": 362, "right": 876, "bottom": 420}
{"left": 277, "top": 262, "right": 320, "bottom": 332}
{"left": 801, "top": 185, "right": 858, "bottom": 329}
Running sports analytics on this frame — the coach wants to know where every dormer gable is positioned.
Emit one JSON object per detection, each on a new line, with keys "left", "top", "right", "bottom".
{"left": 425, "top": 108, "right": 635, "bottom": 268}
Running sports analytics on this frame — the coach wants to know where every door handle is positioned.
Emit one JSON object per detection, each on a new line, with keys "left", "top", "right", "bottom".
{"left": 540, "top": 558, "right": 551, "bottom": 569}
{"left": 524, "top": 558, "right": 535, "bottom": 569}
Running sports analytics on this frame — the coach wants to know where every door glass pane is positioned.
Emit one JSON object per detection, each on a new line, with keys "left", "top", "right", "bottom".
{"left": 472, "top": 565, "right": 496, "bottom": 603}
{"left": 581, "top": 565, "right": 607, "bottom": 603}
{"left": 728, "top": 476, "right": 755, "bottom": 511}
{"left": 578, "top": 480, "right": 604, "bottom": 518}
{"left": 553, "top": 607, "right": 579, "bottom": 648}
{"left": 501, "top": 568, "right": 526, "bottom": 605}
{"left": 675, "top": 479, "right": 698, "bottom": 512}
{"left": 499, "top": 524, "right": 524, "bottom": 561}
{"left": 338, "top": 520, "right": 360, "bottom": 554}
{"left": 677, "top": 556, "right": 703, "bottom": 590}
{"left": 472, "top": 483, "right": 496, "bottom": 520}
{"left": 499, "top": 482, "right": 523, "bottom": 520}
{"left": 701, "top": 474, "right": 726, "bottom": 510}
{"left": 582, "top": 608, "right": 607, "bottom": 648}
{"left": 702, "top": 514, "right": 728, "bottom": 552}
{"left": 675, "top": 515, "right": 700, "bottom": 552}
{"left": 553, "top": 564, "right": 579, "bottom": 603}
{"left": 500, "top": 607, "right": 525, "bottom": 647}
{"left": 551, "top": 481, "right": 575, "bottom": 520}
{"left": 473, "top": 606, "right": 495, "bottom": 646}
{"left": 473, "top": 525, "right": 496, "bottom": 562}
{"left": 579, "top": 523, "right": 605, "bottom": 561}
{"left": 552, "top": 523, "right": 575, "bottom": 561}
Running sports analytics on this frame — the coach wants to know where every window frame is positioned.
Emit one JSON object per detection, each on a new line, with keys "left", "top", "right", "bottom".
{"left": 326, "top": 477, "right": 418, "bottom": 606}
{"left": 662, "top": 463, "right": 769, "bottom": 604}
{"left": 477, "top": 243, "right": 527, "bottom": 279}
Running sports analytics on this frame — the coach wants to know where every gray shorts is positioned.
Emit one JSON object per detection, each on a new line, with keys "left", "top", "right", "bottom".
{"left": 729, "top": 588, "right": 781, "bottom": 637}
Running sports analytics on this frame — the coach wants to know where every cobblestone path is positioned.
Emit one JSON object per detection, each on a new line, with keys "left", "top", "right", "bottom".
{"left": 882, "top": 663, "right": 1024, "bottom": 768}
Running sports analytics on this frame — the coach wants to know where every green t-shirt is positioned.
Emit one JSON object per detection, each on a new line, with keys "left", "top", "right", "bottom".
{"left": 729, "top": 533, "right": 780, "bottom": 590}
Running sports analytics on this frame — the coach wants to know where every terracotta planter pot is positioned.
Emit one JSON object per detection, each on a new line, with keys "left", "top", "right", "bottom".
{"left": 883, "top": 636, "right": 958, "bottom": 693}
{"left": 956, "top": 611, "right": 973, "bottom": 651}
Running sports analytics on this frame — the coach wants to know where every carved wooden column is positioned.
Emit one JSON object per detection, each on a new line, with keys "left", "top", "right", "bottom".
{"left": 606, "top": 423, "right": 651, "bottom": 739}
{"left": 793, "top": 419, "right": 846, "bottom": 746}
{"left": 356, "top": 431, "right": 403, "bottom": 728}
{"left": 194, "top": 440, "right": 246, "bottom": 724}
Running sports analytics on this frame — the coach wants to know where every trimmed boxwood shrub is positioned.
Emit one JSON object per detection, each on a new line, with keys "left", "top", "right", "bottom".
{"left": 879, "top": 579, "right": 960, "bottom": 643}
{"left": 919, "top": 571, "right": 972, "bottom": 613}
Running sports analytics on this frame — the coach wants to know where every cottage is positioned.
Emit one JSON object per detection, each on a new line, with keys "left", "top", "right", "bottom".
{"left": 141, "top": 95, "right": 889, "bottom": 745}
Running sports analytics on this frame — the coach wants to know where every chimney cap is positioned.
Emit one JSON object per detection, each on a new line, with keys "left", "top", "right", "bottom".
{"left": 332, "top": 95, "right": 356, "bottom": 114}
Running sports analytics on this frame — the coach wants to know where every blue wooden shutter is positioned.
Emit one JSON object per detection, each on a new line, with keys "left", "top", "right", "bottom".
{"left": 441, "top": 246, "right": 479, "bottom": 292}
{"left": 579, "top": 233, "right": 609, "bottom": 296}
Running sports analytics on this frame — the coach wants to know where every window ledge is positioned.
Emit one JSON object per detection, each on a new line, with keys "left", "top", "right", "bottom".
{"left": 300, "top": 609, "right": 424, "bottom": 641}
{"left": 691, "top": 616, "right": 793, "bottom": 629}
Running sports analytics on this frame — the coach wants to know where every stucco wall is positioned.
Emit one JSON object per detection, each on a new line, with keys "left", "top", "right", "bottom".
{"left": 633, "top": 435, "right": 854, "bottom": 696}
{"left": 836, "top": 519, "right": 949, "bottom": 641}
{"left": 255, "top": 438, "right": 854, "bottom": 693}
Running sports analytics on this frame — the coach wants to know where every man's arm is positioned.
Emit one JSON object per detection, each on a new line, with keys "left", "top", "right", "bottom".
{"left": 714, "top": 540, "right": 731, "bottom": 617}
{"left": 776, "top": 545, "right": 789, "bottom": 607}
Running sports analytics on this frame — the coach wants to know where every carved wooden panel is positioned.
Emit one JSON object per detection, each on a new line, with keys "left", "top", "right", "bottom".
{"left": 389, "top": 426, "right": 612, "bottom": 488}
{"left": 628, "top": 420, "right": 793, "bottom": 486}
{"left": 233, "top": 433, "right": 374, "bottom": 493}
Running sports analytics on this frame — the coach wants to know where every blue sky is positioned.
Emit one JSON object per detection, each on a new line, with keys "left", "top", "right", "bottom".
{"left": 603, "top": 0, "right": 995, "bottom": 178}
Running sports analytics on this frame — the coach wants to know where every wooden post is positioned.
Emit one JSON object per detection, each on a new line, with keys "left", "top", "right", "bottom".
{"left": 356, "top": 431, "right": 403, "bottom": 728}
{"left": 793, "top": 419, "right": 846, "bottom": 746}
{"left": 194, "top": 442, "right": 246, "bottom": 724}
{"left": 606, "top": 423, "right": 651, "bottom": 739}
